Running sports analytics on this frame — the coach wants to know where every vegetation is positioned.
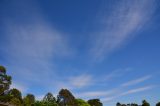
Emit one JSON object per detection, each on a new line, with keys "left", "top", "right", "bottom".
{"left": 75, "top": 99, "right": 90, "bottom": 106}
{"left": 116, "top": 100, "right": 152, "bottom": 106}
{"left": 0, "top": 65, "right": 159, "bottom": 106}
{"left": 88, "top": 99, "right": 103, "bottom": 106}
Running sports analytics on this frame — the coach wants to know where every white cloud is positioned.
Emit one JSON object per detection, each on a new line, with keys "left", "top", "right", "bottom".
{"left": 1, "top": 19, "right": 73, "bottom": 91}
{"left": 55, "top": 74, "right": 93, "bottom": 91}
{"left": 76, "top": 90, "right": 116, "bottom": 98}
{"left": 120, "top": 85, "right": 154, "bottom": 96}
{"left": 69, "top": 74, "right": 92, "bottom": 88}
{"left": 104, "top": 68, "right": 132, "bottom": 81}
{"left": 121, "top": 75, "right": 152, "bottom": 87}
{"left": 90, "top": 0, "right": 156, "bottom": 60}
{"left": 0, "top": 0, "right": 75, "bottom": 90}
{"left": 101, "top": 85, "right": 155, "bottom": 103}
{"left": 5, "top": 22, "right": 71, "bottom": 60}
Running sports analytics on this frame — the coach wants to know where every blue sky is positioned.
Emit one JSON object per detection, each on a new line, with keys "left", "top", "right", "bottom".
{"left": 0, "top": 0, "right": 160, "bottom": 106}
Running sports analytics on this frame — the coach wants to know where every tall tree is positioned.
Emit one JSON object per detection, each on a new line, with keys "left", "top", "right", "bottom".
{"left": 23, "top": 94, "right": 35, "bottom": 106}
{"left": 88, "top": 99, "right": 103, "bottom": 106}
{"left": 0, "top": 65, "right": 12, "bottom": 102}
{"left": 43, "top": 92, "right": 56, "bottom": 102}
{"left": 43, "top": 92, "right": 58, "bottom": 106}
{"left": 0, "top": 65, "right": 12, "bottom": 95}
{"left": 57, "top": 89, "right": 77, "bottom": 106}
{"left": 142, "top": 100, "right": 150, "bottom": 106}
{"left": 9, "top": 88, "right": 22, "bottom": 101}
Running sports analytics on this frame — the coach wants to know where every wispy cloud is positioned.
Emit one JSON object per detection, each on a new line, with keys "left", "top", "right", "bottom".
{"left": 55, "top": 74, "right": 93, "bottom": 90}
{"left": 120, "top": 85, "right": 154, "bottom": 96}
{"left": 0, "top": 11, "right": 73, "bottom": 92}
{"left": 104, "top": 68, "right": 132, "bottom": 81}
{"left": 121, "top": 75, "right": 152, "bottom": 87}
{"left": 69, "top": 74, "right": 92, "bottom": 88}
{"left": 101, "top": 85, "right": 155, "bottom": 102}
{"left": 90, "top": 0, "right": 157, "bottom": 60}
{"left": 5, "top": 22, "right": 71, "bottom": 60}
{"left": 76, "top": 89, "right": 116, "bottom": 98}
{"left": 4, "top": 22, "right": 72, "bottom": 84}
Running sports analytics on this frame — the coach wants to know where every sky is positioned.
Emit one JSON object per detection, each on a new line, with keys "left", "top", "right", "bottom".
{"left": 0, "top": 0, "right": 160, "bottom": 106}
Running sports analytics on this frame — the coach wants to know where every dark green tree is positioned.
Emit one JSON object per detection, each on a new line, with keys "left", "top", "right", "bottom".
{"left": 142, "top": 100, "right": 150, "bottom": 106}
{"left": 34, "top": 101, "right": 43, "bottom": 106}
{"left": 0, "top": 65, "right": 12, "bottom": 95}
{"left": 121, "top": 104, "right": 126, "bottom": 106}
{"left": 88, "top": 99, "right": 103, "bottom": 106}
{"left": 117, "top": 102, "right": 121, "bottom": 106}
{"left": 57, "top": 89, "right": 77, "bottom": 106}
{"left": 131, "top": 103, "right": 138, "bottom": 106}
{"left": 156, "top": 102, "right": 160, "bottom": 106}
{"left": 10, "top": 98, "right": 22, "bottom": 106}
{"left": 9, "top": 88, "right": 22, "bottom": 102}
{"left": 43, "top": 92, "right": 56, "bottom": 102}
{"left": 0, "top": 65, "right": 12, "bottom": 102}
{"left": 43, "top": 92, "right": 58, "bottom": 106}
{"left": 23, "top": 94, "right": 35, "bottom": 106}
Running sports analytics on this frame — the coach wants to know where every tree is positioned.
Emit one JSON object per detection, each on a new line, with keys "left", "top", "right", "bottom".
{"left": 57, "top": 89, "right": 77, "bottom": 106}
{"left": 156, "top": 102, "right": 160, "bottom": 106}
{"left": 75, "top": 99, "right": 90, "bottom": 106}
{"left": 117, "top": 102, "right": 121, "bottom": 106}
{"left": 9, "top": 88, "right": 22, "bottom": 103}
{"left": 121, "top": 104, "right": 126, "bottom": 106}
{"left": 88, "top": 99, "right": 103, "bottom": 106}
{"left": 131, "top": 103, "right": 138, "bottom": 106}
{"left": 142, "top": 100, "right": 150, "bottom": 106}
{"left": 10, "top": 98, "right": 22, "bottom": 106}
{"left": 0, "top": 65, "right": 12, "bottom": 102}
{"left": 23, "top": 94, "right": 35, "bottom": 106}
{"left": 0, "top": 65, "right": 12, "bottom": 96}
{"left": 43, "top": 92, "right": 58, "bottom": 106}
{"left": 34, "top": 101, "right": 43, "bottom": 106}
{"left": 43, "top": 92, "right": 56, "bottom": 102}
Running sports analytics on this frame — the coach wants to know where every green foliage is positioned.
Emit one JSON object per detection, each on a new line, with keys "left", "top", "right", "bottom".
{"left": 34, "top": 100, "right": 58, "bottom": 106}
{"left": 42, "top": 92, "right": 58, "bottom": 106}
{"left": 0, "top": 65, "right": 12, "bottom": 95}
{"left": 156, "top": 102, "right": 160, "bottom": 106}
{"left": 0, "top": 66, "right": 6, "bottom": 73}
{"left": 23, "top": 94, "right": 35, "bottom": 106}
{"left": 117, "top": 102, "right": 138, "bottom": 106}
{"left": 0, "top": 94, "right": 12, "bottom": 102}
{"left": 9, "top": 88, "right": 22, "bottom": 102}
{"left": 75, "top": 99, "right": 90, "bottom": 106}
{"left": 34, "top": 101, "right": 43, "bottom": 106}
{"left": 10, "top": 98, "right": 22, "bottom": 106}
{"left": 88, "top": 99, "right": 103, "bottom": 106}
{"left": 142, "top": 100, "right": 150, "bottom": 106}
{"left": 43, "top": 92, "right": 56, "bottom": 102}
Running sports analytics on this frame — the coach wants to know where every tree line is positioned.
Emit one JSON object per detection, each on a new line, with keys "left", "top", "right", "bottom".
{"left": 0, "top": 65, "right": 102, "bottom": 106}
{"left": 116, "top": 100, "right": 160, "bottom": 106}
{"left": 0, "top": 65, "right": 160, "bottom": 106}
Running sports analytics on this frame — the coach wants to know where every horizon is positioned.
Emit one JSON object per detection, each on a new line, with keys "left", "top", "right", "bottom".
{"left": 0, "top": 0, "right": 160, "bottom": 106}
